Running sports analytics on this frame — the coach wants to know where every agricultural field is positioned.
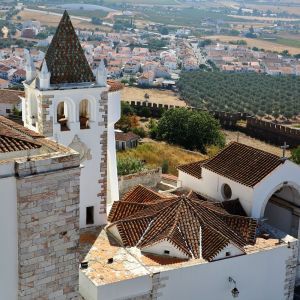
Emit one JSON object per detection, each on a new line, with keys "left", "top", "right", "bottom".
{"left": 117, "top": 140, "right": 205, "bottom": 176}
{"left": 204, "top": 35, "right": 300, "bottom": 54}
{"left": 178, "top": 71, "right": 300, "bottom": 119}
{"left": 121, "top": 87, "right": 186, "bottom": 107}
{"left": 14, "top": 10, "right": 112, "bottom": 31}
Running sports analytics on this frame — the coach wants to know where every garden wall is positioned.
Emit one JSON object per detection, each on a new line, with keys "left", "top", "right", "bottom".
{"left": 118, "top": 167, "right": 162, "bottom": 197}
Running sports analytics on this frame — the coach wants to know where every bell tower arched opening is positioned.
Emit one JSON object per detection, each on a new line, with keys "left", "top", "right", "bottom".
{"left": 57, "top": 101, "right": 70, "bottom": 131}
{"left": 79, "top": 99, "right": 90, "bottom": 129}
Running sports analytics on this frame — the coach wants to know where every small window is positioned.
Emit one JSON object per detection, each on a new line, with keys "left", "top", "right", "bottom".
{"left": 226, "top": 251, "right": 231, "bottom": 257}
{"left": 164, "top": 250, "right": 170, "bottom": 255}
{"left": 6, "top": 108, "right": 11, "bottom": 113}
{"left": 86, "top": 206, "right": 94, "bottom": 225}
{"left": 222, "top": 184, "right": 232, "bottom": 200}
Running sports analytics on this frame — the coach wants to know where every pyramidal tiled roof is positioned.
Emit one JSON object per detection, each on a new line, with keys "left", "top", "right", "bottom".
{"left": 44, "top": 10, "right": 95, "bottom": 84}
{"left": 107, "top": 186, "right": 257, "bottom": 261}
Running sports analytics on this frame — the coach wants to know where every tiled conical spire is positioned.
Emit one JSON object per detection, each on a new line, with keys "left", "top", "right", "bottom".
{"left": 44, "top": 10, "right": 95, "bottom": 84}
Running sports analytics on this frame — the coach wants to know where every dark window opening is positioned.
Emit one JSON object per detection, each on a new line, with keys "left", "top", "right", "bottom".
{"left": 222, "top": 184, "right": 232, "bottom": 200}
{"left": 226, "top": 251, "right": 231, "bottom": 257}
{"left": 6, "top": 109, "right": 11, "bottom": 113}
{"left": 164, "top": 250, "right": 170, "bottom": 255}
{"left": 86, "top": 206, "right": 94, "bottom": 225}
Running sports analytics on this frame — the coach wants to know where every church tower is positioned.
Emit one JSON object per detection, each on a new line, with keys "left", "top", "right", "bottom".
{"left": 22, "top": 11, "right": 121, "bottom": 227}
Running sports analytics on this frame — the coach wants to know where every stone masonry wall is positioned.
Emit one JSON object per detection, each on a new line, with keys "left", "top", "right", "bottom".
{"left": 118, "top": 168, "right": 162, "bottom": 198}
{"left": 284, "top": 239, "right": 299, "bottom": 300}
{"left": 98, "top": 91, "right": 108, "bottom": 215}
{"left": 38, "top": 94, "right": 54, "bottom": 137}
{"left": 17, "top": 162, "right": 80, "bottom": 299}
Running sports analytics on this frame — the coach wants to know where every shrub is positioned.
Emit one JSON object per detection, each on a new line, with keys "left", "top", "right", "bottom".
{"left": 117, "top": 157, "right": 145, "bottom": 176}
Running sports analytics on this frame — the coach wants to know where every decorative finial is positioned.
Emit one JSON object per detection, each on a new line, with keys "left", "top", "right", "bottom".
{"left": 96, "top": 59, "right": 107, "bottom": 87}
{"left": 39, "top": 59, "right": 51, "bottom": 90}
{"left": 25, "top": 52, "right": 36, "bottom": 82}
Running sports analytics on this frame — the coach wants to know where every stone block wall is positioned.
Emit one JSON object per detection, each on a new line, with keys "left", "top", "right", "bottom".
{"left": 98, "top": 91, "right": 108, "bottom": 215}
{"left": 38, "top": 94, "right": 54, "bottom": 137}
{"left": 16, "top": 158, "right": 80, "bottom": 299}
{"left": 118, "top": 168, "right": 162, "bottom": 197}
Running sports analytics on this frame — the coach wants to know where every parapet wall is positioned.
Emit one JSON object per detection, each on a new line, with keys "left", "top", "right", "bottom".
{"left": 245, "top": 117, "right": 300, "bottom": 147}
{"left": 118, "top": 168, "right": 162, "bottom": 197}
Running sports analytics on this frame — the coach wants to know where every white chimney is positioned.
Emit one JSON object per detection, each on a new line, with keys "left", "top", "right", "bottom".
{"left": 39, "top": 60, "right": 51, "bottom": 90}
{"left": 96, "top": 59, "right": 107, "bottom": 87}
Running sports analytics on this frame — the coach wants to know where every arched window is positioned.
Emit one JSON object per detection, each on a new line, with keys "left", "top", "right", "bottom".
{"left": 57, "top": 102, "right": 70, "bottom": 131}
{"left": 79, "top": 99, "right": 90, "bottom": 129}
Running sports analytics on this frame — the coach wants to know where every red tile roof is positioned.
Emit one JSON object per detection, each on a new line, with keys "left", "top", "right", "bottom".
{"left": 0, "top": 117, "right": 41, "bottom": 153}
{"left": 107, "top": 185, "right": 257, "bottom": 261}
{"left": 115, "top": 131, "right": 139, "bottom": 142}
{"left": 0, "top": 89, "right": 24, "bottom": 104}
{"left": 108, "top": 80, "right": 124, "bottom": 92}
{"left": 178, "top": 143, "right": 283, "bottom": 187}
{"left": 44, "top": 10, "right": 95, "bottom": 84}
{"left": 0, "top": 116, "right": 44, "bottom": 139}
{"left": 203, "top": 142, "right": 283, "bottom": 187}
{"left": 177, "top": 159, "right": 210, "bottom": 179}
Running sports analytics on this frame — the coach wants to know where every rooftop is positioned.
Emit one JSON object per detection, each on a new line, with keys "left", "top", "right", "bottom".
{"left": 178, "top": 142, "right": 284, "bottom": 187}
{"left": 79, "top": 226, "right": 284, "bottom": 287}
{"left": 0, "top": 89, "right": 24, "bottom": 104}
{"left": 107, "top": 185, "right": 257, "bottom": 261}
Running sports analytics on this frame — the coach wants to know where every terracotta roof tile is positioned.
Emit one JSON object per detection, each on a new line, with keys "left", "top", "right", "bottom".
{"left": 0, "top": 89, "right": 24, "bottom": 104}
{"left": 203, "top": 142, "right": 283, "bottom": 187}
{"left": 115, "top": 131, "right": 139, "bottom": 142}
{"left": 107, "top": 185, "right": 257, "bottom": 261}
{"left": 177, "top": 159, "right": 210, "bottom": 179}
{"left": 0, "top": 116, "right": 44, "bottom": 139}
{"left": 44, "top": 11, "right": 95, "bottom": 84}
{"left": 0, "top": 117, "right": 41, "bottom": 153}
{"left": 107, "top": 80, "right": 123, "bottom": 92}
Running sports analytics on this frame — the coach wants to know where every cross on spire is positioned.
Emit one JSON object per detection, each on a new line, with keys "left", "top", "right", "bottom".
{"left": 281, "top": 141, "right": 289, "bottom": 159}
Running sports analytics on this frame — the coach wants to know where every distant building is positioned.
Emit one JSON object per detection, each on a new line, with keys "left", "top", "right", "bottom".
{"left": 0, "top": 89, "right": 23, "bottom": 116}
{"left": 115, "top": 131, "right": 139, "bottom": 150}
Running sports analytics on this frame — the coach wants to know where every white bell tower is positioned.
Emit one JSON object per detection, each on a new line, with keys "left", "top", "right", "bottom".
{"left": 22, "top": 10, "right": 121, "bottom": 228}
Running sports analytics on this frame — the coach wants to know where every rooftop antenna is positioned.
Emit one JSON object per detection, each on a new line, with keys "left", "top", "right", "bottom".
{"left": 280, "top": 141, "right": 289, "bottom": 160}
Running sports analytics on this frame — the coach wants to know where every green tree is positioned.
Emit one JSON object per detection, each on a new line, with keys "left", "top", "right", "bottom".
{"left": 157, "top": 108, "right": 225, "bottom": 153}
{"left": 291, "top": 146, "right": 300, "bottom": 164}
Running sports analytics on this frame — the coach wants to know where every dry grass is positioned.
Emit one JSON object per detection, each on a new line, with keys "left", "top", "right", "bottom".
{"left": 121, "top": 87, "right": 186, "bottom": 107}
{"left": 117, "top": 140, "right": 205, "bottom": 175}
{"left": 245, "top": 3, "right": 300, "bottom": 16}
{"left": 223, "top": 130, "right": 289, "bottom": 156}
{"left": 14, "top": 10, "right": 112, "bottom": 31}
{"left": 205, "top": 35, "right": 300, "bottom": 54}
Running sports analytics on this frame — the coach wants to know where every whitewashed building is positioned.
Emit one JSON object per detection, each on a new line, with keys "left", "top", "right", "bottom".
{"left": 79, "top": 142, "right": 300, "bottom": 300}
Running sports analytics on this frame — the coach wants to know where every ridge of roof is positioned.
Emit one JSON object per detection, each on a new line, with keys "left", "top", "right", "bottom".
{"left": 44, "top": 10, "right": 95, "bottom": 84}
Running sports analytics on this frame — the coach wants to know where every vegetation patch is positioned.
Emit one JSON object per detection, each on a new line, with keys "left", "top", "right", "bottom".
{"left": 117, "top": 141, "right": 205, "bottom": 176}
{"left": 178, "top": 71, "right": 300, "bottom": 119}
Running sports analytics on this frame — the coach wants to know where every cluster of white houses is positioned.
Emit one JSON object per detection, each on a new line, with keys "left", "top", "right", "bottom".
{"left": 1, "top": 11, "right": 300, "bottom": 300}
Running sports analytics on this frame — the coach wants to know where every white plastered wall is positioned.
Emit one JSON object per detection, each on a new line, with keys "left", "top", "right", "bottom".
{"left": 86, "top": 244, "right": 294, "bottom": 300}
{"left": 0, "top": 175, "right": 18, "bottom": 300}
{"left": 23, "top": 85, "right": 120, "bottom": 228}
{"left": 178, "top": 168, "right": 254, "bottom": 215}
